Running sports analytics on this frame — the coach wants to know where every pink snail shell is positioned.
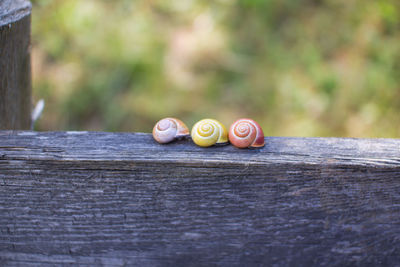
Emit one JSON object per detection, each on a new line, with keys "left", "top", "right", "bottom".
{"left": 152, "top": 118, "right": 189, "bottom": 144}
{"left": 228, "top": 118, "right": 265, "bottom": 148}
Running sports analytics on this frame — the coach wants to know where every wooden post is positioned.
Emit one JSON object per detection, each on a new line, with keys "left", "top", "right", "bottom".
{"left": 0, "top": 132, "right": 399, "bottom": 265}
{"left": 0, "top": 0, "right": 32, "bottom": 130}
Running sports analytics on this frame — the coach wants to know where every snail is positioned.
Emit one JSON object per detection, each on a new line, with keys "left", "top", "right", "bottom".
{"left": 191, "top": 119, "right": 229, "bottom": 147}
{"left": 152, "top": 118, "right": 189, "bottom": 144}
{"left": 228, "top": 118, "right": 265, "bottom": 148}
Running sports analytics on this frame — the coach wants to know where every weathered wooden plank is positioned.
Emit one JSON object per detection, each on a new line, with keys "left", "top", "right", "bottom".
{"left": 0, "top": 131, "right": 399, "bottom": 266}
{"left": 0, "top": 0, "right": 32, "bottom": 130}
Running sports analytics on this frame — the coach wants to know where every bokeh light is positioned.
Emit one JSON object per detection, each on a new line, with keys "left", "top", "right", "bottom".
{"left": 31, "top": 0, "right": 400, "bottom": 137}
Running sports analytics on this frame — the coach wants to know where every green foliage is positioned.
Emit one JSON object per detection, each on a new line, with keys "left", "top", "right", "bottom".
{"left": 31, "top": 0, "right": 400, "bottom": 137}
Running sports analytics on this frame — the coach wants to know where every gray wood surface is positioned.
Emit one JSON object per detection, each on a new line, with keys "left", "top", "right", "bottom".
{"left": 0, "top": 0, "right": 32, "bottom": 130}
{"left": 0, "top": 131, "right": 399, "bottom": 266}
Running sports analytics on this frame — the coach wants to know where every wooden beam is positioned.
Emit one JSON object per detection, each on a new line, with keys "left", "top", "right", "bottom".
{"left": 0, "top": 131, "right": 399, "bottom": 265}
{"left": 0, "top": 0, "right": 32, "bottom": 130}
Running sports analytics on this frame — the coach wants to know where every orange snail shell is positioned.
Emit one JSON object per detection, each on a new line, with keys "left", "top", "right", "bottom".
{"left": 152, "top": 118, "right": 189, "bottom": 144}
{"left": 228, "top": 118, "right": 265, "bottom": 148}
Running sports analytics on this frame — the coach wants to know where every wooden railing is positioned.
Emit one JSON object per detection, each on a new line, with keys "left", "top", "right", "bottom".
{"left": 1, "top": 1, "right": 400, "bottom": 266}
{"left": 1, "top": 131, "right": 400, "bottom": 265}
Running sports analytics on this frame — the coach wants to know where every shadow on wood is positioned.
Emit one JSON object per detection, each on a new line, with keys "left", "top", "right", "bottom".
{"left": 0, "top": 131, "right": 399, "bottom": 266}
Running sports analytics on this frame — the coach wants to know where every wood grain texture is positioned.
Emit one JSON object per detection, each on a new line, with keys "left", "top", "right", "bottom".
{"left": 0, "top": 0, "right": 32, "bottom": 130}
{"left": 0, "top": 131, "right": 399, "bottom": 266}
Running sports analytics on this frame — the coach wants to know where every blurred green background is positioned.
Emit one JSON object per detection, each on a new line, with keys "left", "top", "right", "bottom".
{"left": 31, "top": 0, "right": 400, "bottom": 137}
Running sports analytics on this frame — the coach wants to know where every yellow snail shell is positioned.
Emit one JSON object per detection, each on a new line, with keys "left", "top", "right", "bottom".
{"left": 229, "top": 118, "right": 265, "bottom": 148}
{"left": 191, "top": 119, "right": 228, "bottom": 147}
{"left": 152, "top": 118, "right": 189, "bottom": 144}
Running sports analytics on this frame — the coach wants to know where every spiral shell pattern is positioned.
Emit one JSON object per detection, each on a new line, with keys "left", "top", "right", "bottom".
{"left": 153, "top": 118, "right": 189, "bottom": 144}
{"left": 229, "top": 118, "right": 265, "bottom": 148}
{"left": 191, "top": 119, "right": 228, "bottom": 147}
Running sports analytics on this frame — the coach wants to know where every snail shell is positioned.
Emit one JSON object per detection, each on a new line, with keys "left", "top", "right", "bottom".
{"left": 153, "top": 118, "right": 189, "bottom": 144}
{"left": 191, "top": 119, "right": 228, "bottom": 147}
{"left": 229, "top": 118, "right": 265, "bottom": 148}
